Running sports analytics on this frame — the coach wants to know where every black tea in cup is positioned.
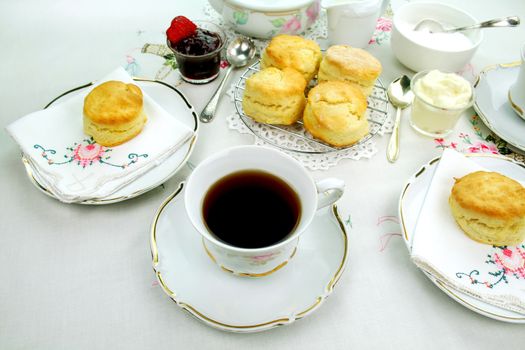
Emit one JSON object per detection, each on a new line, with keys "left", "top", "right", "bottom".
{"left": 202, "top": 170, "right": 301, "bottom": 249}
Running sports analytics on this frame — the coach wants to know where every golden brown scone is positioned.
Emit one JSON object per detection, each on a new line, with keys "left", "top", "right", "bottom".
{"left": 303, "top": 81, "right": 369, "bottom": 147}
{"left": 242, "top": 67, "right": 307, "bottom": 125}
{"left": 261, "top": 34, "right": 322, "bottom": 83}
{"left": 318, "top": 45, "right": 382, "bottom": 97}
{"left": 449, "top": 171, "right": 525, "bottom": 246}
{"left": 83, "top": 81, "right": 147, "bottom": 147}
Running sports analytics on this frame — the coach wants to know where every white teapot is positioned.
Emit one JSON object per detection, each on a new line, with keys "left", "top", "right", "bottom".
{"left": 208, "top": 0, "right": 321, "bottom": 39}
{"left": 323, "top": 0, "right": 389, "bottom": 47}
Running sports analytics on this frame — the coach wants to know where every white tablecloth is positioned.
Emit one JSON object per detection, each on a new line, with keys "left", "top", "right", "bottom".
{"left": 1, "top": 0, "right": 525, "bottom": 348}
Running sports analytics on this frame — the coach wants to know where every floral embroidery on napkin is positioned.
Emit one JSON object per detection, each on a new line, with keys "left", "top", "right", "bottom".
{"left": 434, "top": 115, "right": 514, "bottom": 156}
{"left": 456, "top": 245, "right": 525, "bottom": 289}
{"left": 34, "top": 137, "right": 148, "bottom": 169}
{"left": 377, "top": 216, "right": 401, "bottom": 252}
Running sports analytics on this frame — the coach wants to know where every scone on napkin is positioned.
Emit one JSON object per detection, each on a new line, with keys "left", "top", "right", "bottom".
{"left": 411, "top": 149, "right": 525, "bottom": 315}
{"left": 6, "top": 67, "right": 193, "bottom": 203}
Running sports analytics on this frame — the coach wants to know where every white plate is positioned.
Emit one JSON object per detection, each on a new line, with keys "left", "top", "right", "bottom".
{"left": 22, "top": 79, "right": 198, "bottom": 205}
{"left": 150, "top": 183, "right": 349, "bottom": 333}
{"left": 473, "top": 62, "right": 525, "bottom": 152}
{"left": 399, "top": 153, "right": 525, "bottom": 323}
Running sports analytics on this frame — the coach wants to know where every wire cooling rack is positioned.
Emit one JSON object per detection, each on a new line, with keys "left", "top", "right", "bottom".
{"left": 233, "top": 61, "right": 390, "bottom": 154}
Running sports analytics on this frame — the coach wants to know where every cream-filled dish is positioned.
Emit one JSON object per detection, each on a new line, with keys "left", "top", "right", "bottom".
{"left": 410, "top": 70, "right": 473, "bottom": 136}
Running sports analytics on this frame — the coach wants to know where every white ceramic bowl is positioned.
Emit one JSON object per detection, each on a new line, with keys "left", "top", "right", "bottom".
{"left": 208, "top": 0, "right": 320, "bottom": 39}
{"left": 391, "top": 2, "right": 483, "bottom": 72}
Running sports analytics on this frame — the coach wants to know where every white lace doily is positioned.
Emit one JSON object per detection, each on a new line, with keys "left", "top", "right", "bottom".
{"left": 226, "top": 82, "right": 393, "bottom": 170}
{"left": 205, "top": 4, "right": 393, "bottom": 170}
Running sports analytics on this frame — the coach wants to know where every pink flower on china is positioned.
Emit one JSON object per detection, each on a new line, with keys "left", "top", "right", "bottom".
{"left": 306, "top": 1, "right": 320, "bottom": 25}
{"left": 450, "top": 142, "right": 458, "bottom": 149}
{"left": 376, "top": 17, "right": 392, "bottom": 32}
{"left": 281, "top": 16, "right": 302, "bottom": 34}
{"left": 252, "top": 252, "right": 275, "bottom": 261}
{"left": 494, "top": 247, "right": 525, "bottom": 279}
{"left": 73, "top": 143, "right": 105, "bottom": 167}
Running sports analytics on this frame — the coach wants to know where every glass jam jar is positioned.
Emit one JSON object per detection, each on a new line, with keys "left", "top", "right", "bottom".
{"left": 167, "top": 21, "right": 225, "bottom": 84}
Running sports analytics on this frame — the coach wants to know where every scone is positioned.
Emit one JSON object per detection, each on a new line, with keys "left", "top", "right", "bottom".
{"left": 318, "top": 45, "right": 382, "bottom": 97}
{"left": 449, "top": 171, "right": 525, "bottom": 246}
{"left": 242, "top": 67, "right": 307, "bottom": 125}
{"left": 303, "top": 81, "right": 369, "bottom": 147}
{"left": 83, "top": 80, "right": 147, "bottom": 147}
{"left": 261, "top": 34, "right": 322, "bottom": 83}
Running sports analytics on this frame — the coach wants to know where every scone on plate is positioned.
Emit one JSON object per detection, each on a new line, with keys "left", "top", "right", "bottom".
{"left": 242, "top": 67, "right": 307, "bottom": 125}
{"left": 318, "top": 45, "right": 382, "bottom": 97}
{"left": 303, "top": 81, "right": 369, "bottom": 147}
{"left": 449, "top": 171, "right": 525, "bottom": 246}
{"left": 83, "top": 80, "right": 147, "bottom": 147}
{"left": 261, "top": 34, "right": 322, "bottom": 83}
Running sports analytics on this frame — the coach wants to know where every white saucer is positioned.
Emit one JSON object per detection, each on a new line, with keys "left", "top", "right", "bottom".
{"left": 150, "top": 183, "right": 349, "bottom": 333}
{"left": 22, "top": 79, "right": 198, "bottom": 204}
{"left": 399, "top": 153, "right": 525, "bottom": 323}
{"left": 473, "top": 62, "right": 525, "bottom": 152}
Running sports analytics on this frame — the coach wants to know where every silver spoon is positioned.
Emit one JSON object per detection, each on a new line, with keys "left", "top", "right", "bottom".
{"left": 199, "top": 36, "right": 256, "bottom": 123}
{"left": 414, "top": 16, "right": 520, "bottom": 33}
{"left": 386, "top": 75, "right": 414, "bottom": 163}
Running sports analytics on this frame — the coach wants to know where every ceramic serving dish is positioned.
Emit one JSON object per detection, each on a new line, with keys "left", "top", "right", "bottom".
{"left": 391, "top": 2, "right": 483, "bottom": 72}
{"left": 208, "top": 0, "right": 320, "bottom": 39}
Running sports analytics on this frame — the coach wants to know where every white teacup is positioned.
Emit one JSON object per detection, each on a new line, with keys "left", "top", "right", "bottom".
{"left": 509, "top": 44, "right": 525, "bottom": 119}
{"left": 184, "top": 145, "right": 345, "bottom": 277}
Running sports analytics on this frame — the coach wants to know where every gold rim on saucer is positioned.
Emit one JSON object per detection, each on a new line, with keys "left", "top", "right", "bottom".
{"left": 508, "top": 90, "right": 524, "bottom": 117}
{"left": 150, "top": 182, "right": 349, "bottom": 332}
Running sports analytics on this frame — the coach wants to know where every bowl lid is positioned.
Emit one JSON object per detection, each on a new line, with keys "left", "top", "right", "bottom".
{"left": 225, "top": 0, "right": 315, "bottom": 12}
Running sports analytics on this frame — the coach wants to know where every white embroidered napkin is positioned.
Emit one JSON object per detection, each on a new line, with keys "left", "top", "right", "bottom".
{"left": 411, "top": 149, "right": 525, "bottom": 315}
{"left": 6, "top": 67, "right": 193, "bottom": 203}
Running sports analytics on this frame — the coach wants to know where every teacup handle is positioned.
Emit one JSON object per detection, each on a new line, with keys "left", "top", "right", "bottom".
{"left": 315, "top": 178, "right": 345, "bottom": 209}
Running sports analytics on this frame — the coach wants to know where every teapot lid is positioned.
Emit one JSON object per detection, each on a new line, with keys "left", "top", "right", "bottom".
{"left": 225, "top": 0, "right": 317, "bottom": 12}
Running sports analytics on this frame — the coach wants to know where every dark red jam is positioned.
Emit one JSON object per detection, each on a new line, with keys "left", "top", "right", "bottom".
{"left": 169, "top": 27, "right": 223, "bottom": 83}
{"left": 172, "top": 28, "right": 222, "bottom": 56}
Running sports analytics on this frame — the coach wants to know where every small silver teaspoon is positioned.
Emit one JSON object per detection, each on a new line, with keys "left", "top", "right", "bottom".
{"left": 414, "top": 16, "right": 520, "bottom": 33}
{"left": 386, "top": 75, "right": 414, "bottom": 163}
{"left": 199, "top": 36, "right": 256, "bottom": 123}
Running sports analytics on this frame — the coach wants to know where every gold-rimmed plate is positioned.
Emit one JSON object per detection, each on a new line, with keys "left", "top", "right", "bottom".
{"left": 22, "top": 78, "right": 198, "bottom": 205}
{"left": 399, "top": 153, "right": 525, "bottom": 323}
{"left": 150, "top": 183, "right": 349, "bottom": 332}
